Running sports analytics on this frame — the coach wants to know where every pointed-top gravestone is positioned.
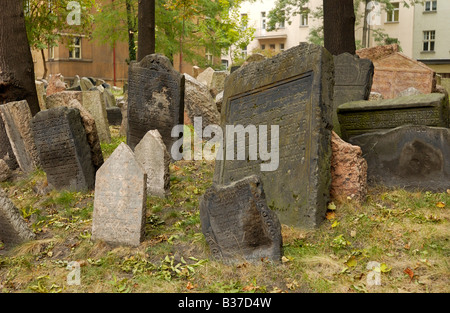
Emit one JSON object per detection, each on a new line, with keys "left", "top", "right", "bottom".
{"left": 92, "top": 143, "right": 147, "bottom": 246}
{"left": 127, "top": 54, "right": 184, "bottom": 152}
{"left": 134, "top": 130, "right": 170, "bottom": 197}
{"left": 0, "top": 188, "right": 35, "bottom": 248}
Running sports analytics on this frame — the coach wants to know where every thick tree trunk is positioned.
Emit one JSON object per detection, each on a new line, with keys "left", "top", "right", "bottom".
{"left": 137, "top": 0, "right": 156, "bottom": 62}
{"left": 0, "top": 0, "right": 40, "bottom": 116}
{"left": 323, "top": 0, "right": 356, "bottom": 55}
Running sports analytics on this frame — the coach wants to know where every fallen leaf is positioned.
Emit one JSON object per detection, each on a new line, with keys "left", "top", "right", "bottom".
{"left": 350, "top": 230, "right": 357, "bottom": 238}
{"left": 326, "top": 211, "right": 336, "bottom": 220}
{"left": 345, "top": 256, "right": 357, "bottom": 268}
{"left": 436, "top": 202, "right": 445, "bottom": 208}
{"left": 404, "top": 267, "right": 414, "bottom": 281}
{"left": 281, "top": 256, "right": 291, "bottom": 263}
{"left": 328, "top": 202, "right": 337, "bottom": 211}
{"left": 380, "top": 263, "right": 391, "bottom": 273}
{"left": 186, "top": 282, "right": 196, "bottom": 290}
{"left": 331, "top": 220, "right": 340, "bottom": 228}
{"left": 404, "top": 243, "right": 410, "bottom": 250}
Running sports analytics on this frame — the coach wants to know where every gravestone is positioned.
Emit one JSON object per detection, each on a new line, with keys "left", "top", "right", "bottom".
{"left": 0, "top": 114, "right": 18, "bottom": 170}
{"left": 92, "top": 143, "right": 147, "bottom": 246}
{"left": 106, "top": 107, "right": 122, "bottom": 126}
{"left": 134, "top": 130, "right": 170, "bottom": 197}
{"left": 127, "top": 54, "right": 185, "bottom": 151}
{"left": 338, "top": 93, "right": 450, "bottom": 141}
{"left": 80, "top": 77, "right": 95, "bottom": 91}
{"left": 333, "top": 53, "right": 374, "bottom": 134}
{"left": 32, "top": 107, "right": 96, "bottom": 191}
{"left": 214, "top": 43, "right": 334, "bottom": 228}
{"left": 349, "top": 125, "right": 450, "bottom": 192}
{"left": 197, "top": 67, "right": 215, "bottom": 87}
{"left": 45, "top": 91, "right": 83, "bottom": 109}
{"left": 82, "top": 90, "right": 111, "bottom": 143}
{"left": 200, "top": 175, "right": 282, "bottom": 263}
{"left": 0, "top": 100, "right": 40, "bottom": 173}
{"left": 35, "top": 80, "right": 47, "bottom": 111}
{"left": 46, "top": 73, "right": 66, "bottom": 96}
{"left": 0, "top": 188, "right": 35, "bottom": 248}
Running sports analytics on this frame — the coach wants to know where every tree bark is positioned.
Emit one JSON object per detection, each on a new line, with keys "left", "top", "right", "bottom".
{"left": 362, "top": 0, "right": 369, "bottom": 48}
{"left": 137, "top": 0, "right": 156, "bottom": 62}
{"left": 40, "top": 49, "right": 48, "bottom": 80}
{"left": 126, "top": 0, "right": 137, "bottom": 62}
{"left": 0, "top": 0, "right": 40, "bottom": 116}
{"left": 323, "top": 0, "right": 356, "bottom": 55}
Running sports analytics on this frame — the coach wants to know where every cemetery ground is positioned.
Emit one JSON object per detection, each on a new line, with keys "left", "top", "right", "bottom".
{"left": 0, "top": 126, "right": 449, "bottom": 294}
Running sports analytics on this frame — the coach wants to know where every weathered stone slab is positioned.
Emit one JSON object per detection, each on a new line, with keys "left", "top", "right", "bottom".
{"left": 127, "top": 54, "right": 184, "bottom": 151}
{"left": 333, "top": 53, "right": 374, "bottom": 134}
{"left": 92, "top": 143, "right": 147, "bottom": 246}
{"left": 338, "top": 93, "right": 450, "bottom": 141}
{"left": 197, "top": 67, "right": 215, "bottom": 87}
{"left": 184, "top": 74, "right": 220, "bottom": 130}
{"left": 80, "top": 77, "right": 95, "bottom": 91}
{"left": 35, "top": 80, "right": 47, "bottom": 111}
{"left": 349, "top": 125, "right": 450, "bottom": 192}
{"left": 199, "top": 175, "right": 282, "bottom": 263}
{"left": 106, "top": 107, "right": 122, "bottom": 126}
{"left": 45, "top": 91, "right": 83, "bottom": 109}
{"left": 0, "top": 100, "right": 40, "bottom": 173}
{"left": 0, "top": 114, "right": 18, "bottom": 170}
{"left": 134, "top": 130, "right": 170, "bottom": 197}
{"left": 214, "top": 43, "right": 334, "bottom": 228}
{"left": 82, "top": 90, "right": 111, "bottom": 143}
{"left": 0, "top": 188, "right": 35, "bottom": 248}
{"left": 32, "top": 107, "right": 96, "bottom": 191}
{"left": 46, "top": 73, "right": 66, "bottom": 97}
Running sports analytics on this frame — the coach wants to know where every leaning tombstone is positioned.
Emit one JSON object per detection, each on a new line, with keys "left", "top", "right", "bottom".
{"left": 0, "top": 114, "right": 18, "bottom": 171}
{"left": 35, "top": 80, "right": 47, "bottom": 111}
{"left": 0, "top": 100, "right": 40, "bottom": 173}
{"left": 80, "top": 77, "right": 94, "bottom": 91}
{"left": 106, "top": 107, "right": 122, "bottom": 126}
{"left": 0, "top": 188, "right": 35, "bottom": 248}
{"left": 32, "top": 107, "right": 96, "bottom": 191}
{"left": 214, "top": 43, "right": 334, "bottom": 228}
{"left": 199, "top": 175, "right": 282, "bottom": 263}
{"left": 333, "top": 53, "right": 374, "bottom": 134}
{"left": 82, "top": 90, "right": 111, "bottom": 143}
{"left": 349, "top": 125, "right": 450, "bottom": 192}
{"left": 127, "top": 54, "right": 184, "bottom": 151}
{"left": 134, "top": 130, "right": 170, "bottom": 197}
{"left": 91, "top": 143, "right": 147, "bottom": 246}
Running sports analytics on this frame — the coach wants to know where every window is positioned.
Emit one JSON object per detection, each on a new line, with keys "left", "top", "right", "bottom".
{"left": 269, "top": 44, "right": 276, "bottom": 50}
{"left": 300, "top": 8, "right": 309, "bottom": 26}
{"left": 261, "top": 12, "right": 266, "bottom": 30}
{"left": 241, "top": 46, "right": 248, "bottom": 59}
{"left": 205, "top": 49, "right": 213, "bottom": 64}
{"left": 424, "top": 1, "right": 437, "bottom": 12}
{"left": 386, "top": 2, "right": 399, "bottom": 22}
{"left": 69, "top": 37, "right": 81, "bottom": 59}
{"left": 261, "top": 44, "right": 266, "bottom": 50}
{"left": 280, "top": 43, "right": 285, "bottom": 52}
{"left": 423, "top": 30, "right": 435, "bottom": 52}
{"left": 241, "top": 14, "right": 248, "bottom": 30}
{"left": 221, "top": 59, "right": 229, "bottom": 70}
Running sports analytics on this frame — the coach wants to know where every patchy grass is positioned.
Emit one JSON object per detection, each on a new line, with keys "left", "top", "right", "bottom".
{"left": 0, "top": 127, "right": 449, "bottom": 293}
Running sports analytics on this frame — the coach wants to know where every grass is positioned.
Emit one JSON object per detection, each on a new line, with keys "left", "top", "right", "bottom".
{"left": 0, "top": 126, "right": 449, "bottom": 293}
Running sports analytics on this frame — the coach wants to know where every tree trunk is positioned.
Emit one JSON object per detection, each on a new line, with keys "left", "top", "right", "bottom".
{"left": 126, "top": 0, "right": 137, "bottom": 62}
{"left": 323, "top": 0, "right": 356, "bottom": 55}
{"left": 0, "top": 0, "right": 40, "bottom": 116}
{"left": 362, "top": 0, "right": 369, "bottom": 48}
{"left": 137, "top": 0, "right": 156, "bottom": 62}
{"left": 40, "top": 49, "right": 48, "bottom": 80}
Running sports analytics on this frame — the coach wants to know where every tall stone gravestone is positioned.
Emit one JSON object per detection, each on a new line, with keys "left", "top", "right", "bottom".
{"left": 0, "top": 100, "right": 40, "bottom": 173}
{"left": 333, "top": 53, "right": 374, "bottom": 135}
{"left": 214, "top": 43, "right": 334, "bottom": 228}
{"left": 134, "top": 130, "right": 170, "bottom": 197}
{"left": 199, "top": 175, "right": 282, "bottom": 263}
{"left": 350, "top": 125, "right": 450, "bottom": 192}
{"left": 92, "top": 143, "right": 147, "bottom": 246}
{"left": 0, "top": 114, "right": 18, "bottom": 171}
{"left": 127, "top": 54, "right": 184, "bottom": 151}
{"left": 82, "top": 90, "right": 111, "bottom": 143}
{"left": 32, "top": 107, "right": 96, "bottom": 191}
{"left": 338, "top": 93, "right": 449, "bottom": 141}
{"left": 0, "top": 188, "right": 35, "bottom": 248}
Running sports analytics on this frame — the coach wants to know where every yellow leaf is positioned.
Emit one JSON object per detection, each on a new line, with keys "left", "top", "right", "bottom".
{"left": 328, "top": 202, "right": 337, "bottom": 211}
{"left": 326, "top": 211, "right": 336, "bottom": 220}
{"left": 436, "top": 202, "right": 445, "bottom": 208}
{"left": 186, "top": 282, "right": 195, "bottom": 290}
{"left": 380, "top": 263, "right": 391, "bottom": 273}
{"left": 331, "top": 220, "right": 340, "bottom": 228}
{"left": 345, "top": 256, "right": 357, "bottom": 268}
